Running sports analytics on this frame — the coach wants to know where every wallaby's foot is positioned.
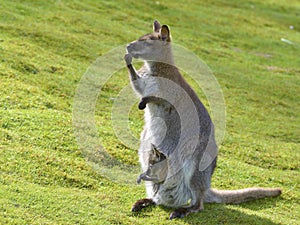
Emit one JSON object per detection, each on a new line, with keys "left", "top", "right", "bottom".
{"left": 124, "top": 53, "right": 132, "bottom": 66}
{"left": 169, "top": 204, "right": 204, "bottom": 219}
{"left": 131, "top": 198, "right": 156, "bottom": 212}
{"left": 170, "top": 208, "right": 189, "bottom": 219}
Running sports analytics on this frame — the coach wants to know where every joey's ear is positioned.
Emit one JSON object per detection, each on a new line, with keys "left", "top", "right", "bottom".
{"left": 160, "top": 25, "right": 171, "bottom": 42}
{"left": 153, "top": 20, "right": 161, "bottom": 32}
{"left": 150, "top": 143, "right": 156, "bottom": 151}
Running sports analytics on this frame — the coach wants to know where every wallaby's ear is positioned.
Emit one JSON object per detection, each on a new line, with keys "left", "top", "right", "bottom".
{"left": 153, "top": 20, "right": 161, "bottom": 32}
{"left": 160, "top": 25, "right": 171, "bottom": 42}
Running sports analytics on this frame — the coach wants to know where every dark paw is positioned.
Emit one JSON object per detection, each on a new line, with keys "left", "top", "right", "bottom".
{"left": 138, "top": 100, "right": 147, "bottom": 110}
{"left": 169, "top": 208, "right": 188, "bottom": 219}
{"left": 131, "top": 198, "right": 155, "bottom": 212}
{"left": 124, "top": 53, "right": 132, "bottom": 66}
{"left": 131, "top": 202, "right": 143, "bottom": 212}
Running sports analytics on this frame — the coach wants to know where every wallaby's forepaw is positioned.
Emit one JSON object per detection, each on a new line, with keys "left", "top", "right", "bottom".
{"left": 138, "top": 96, "right": 161, "bottom": 110}
{"left": 138, "top": 99, "right": 147, "bottom": 110}
{"left": 124, "top": 53, "right": 132, "bottom": 66}
{"left": 131, "top": 198, "right": 155, "bottom": 212}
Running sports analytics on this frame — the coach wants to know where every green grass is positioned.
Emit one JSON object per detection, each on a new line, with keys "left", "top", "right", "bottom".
{"left": 1, "top": 0, "right": 299, "bottom": 224}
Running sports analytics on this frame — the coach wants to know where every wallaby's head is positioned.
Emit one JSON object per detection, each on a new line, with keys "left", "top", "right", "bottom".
{"left": 126, "top": 20, "right": 172, "bottom": 63}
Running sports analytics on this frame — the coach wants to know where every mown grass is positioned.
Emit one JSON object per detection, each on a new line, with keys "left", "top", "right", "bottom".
{"left": 0, "top": 0, "right": 299, "bottom": 224}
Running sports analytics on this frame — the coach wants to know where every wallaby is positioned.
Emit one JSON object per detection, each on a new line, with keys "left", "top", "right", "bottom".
{"left": 125, "top": 20, "right": 281, "bottom": 219}
{"left": 136, "top": 144, "right": 167, "bottom": 184}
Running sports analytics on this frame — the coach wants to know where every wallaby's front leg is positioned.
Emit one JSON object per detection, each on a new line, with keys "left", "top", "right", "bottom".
{"left": 169, "top": 199, "right": 204, "bottom": 219}
{"left": 169, "top": 191, "right": 205, "bottom": 219}
{"left": 125, "top": 53, "right": 145, "bottom": 96}
{"left": 138, "top": 96, "right": 162, "bottom": 110}
{"left": 124, "top": 53, "right": 139, "bottom": 81}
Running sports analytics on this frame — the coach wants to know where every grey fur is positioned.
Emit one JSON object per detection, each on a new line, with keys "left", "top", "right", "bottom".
{"left": 125, "top": 20, "right": 281, "bottom": 219}
{"left": 137, "top": 144, "right": 167, "bottom": 184}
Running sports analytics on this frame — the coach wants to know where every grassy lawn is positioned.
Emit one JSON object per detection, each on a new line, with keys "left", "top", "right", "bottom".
{"left": 0, "top": 0, "right": 299, "bottom": 224}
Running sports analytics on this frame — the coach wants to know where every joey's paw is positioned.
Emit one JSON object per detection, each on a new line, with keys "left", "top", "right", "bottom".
{"left": 124, "top": 53, "right": 132, "bottom": 66}
{"left": 136, "top": 176, "right": 142, "bottom": 184}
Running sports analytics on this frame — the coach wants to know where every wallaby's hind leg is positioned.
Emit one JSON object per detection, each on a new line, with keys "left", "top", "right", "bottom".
{"left": 169, "top": 193, "right": 204, "bottom": 219}
{"left": 131, "top": 198, "right": 156, "bottom": 212}
{"left": 170, "top": 166, "right": 209, "bottom": 219}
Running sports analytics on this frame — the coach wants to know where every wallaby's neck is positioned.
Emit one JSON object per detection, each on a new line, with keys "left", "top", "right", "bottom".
{"left": 145, "top": 44, "right": 175, "bottom": 75}
{"left": 144, "top": 58, "right": 178, "bottom": 78}
{"left": 145, "top": 61, "right": 174, "bottom": 72}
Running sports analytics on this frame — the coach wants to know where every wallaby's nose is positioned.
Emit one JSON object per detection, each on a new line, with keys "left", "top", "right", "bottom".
{"left": 126, "top": 43, "right": 134, "bottom": 54}
{"left": 127, "top": 41, "right": 137, "bottom": 49}
{"left": 126, "top": 43, "right": 132, "bottom": 50}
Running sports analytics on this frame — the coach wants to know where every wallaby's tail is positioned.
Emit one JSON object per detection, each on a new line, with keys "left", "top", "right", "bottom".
{"left": 204, "top": 188, "right": 282, "bottom": 204}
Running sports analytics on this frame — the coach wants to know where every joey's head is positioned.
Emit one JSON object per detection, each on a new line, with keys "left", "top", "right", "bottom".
{"left": 126, "top": 20, "right": 173, "bottom": 64}
{"left": 148, "top": 144, "right": 166, "bottom": 165}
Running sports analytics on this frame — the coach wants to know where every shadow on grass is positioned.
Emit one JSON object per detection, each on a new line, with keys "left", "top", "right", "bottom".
{"left": 130, "top": 199, "right": 282, "bottom": 225}
{"left": 238, "top": 195, "right": 284, "bottom": 211}
{"left": 181, "top": 204, "right": 281, "bottom": 225}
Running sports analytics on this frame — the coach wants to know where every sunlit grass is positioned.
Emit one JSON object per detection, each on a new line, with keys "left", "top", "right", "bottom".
{"left": 0, "top": 0, "right": 299, "bottom": 224}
